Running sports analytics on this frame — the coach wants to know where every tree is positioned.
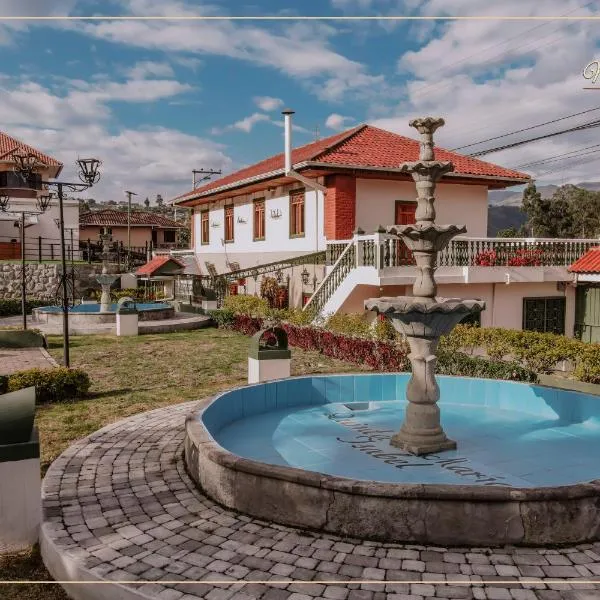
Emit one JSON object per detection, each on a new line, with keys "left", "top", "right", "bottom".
{"left": 144, "top": 197, "right": 150, "bottom": 208}
{"left": 496, "top": 226, "right": 519, "bottom": 238}
{"left": 156, "top": 194, "right": 164, "bottom": 208}
{"left": 521, "top": 182, "right": 546, "bottom": 236}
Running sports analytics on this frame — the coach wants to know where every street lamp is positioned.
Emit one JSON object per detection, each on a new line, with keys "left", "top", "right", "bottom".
{"left": 9, "top": 154, "right": 102, "bottom": 367}
{"left": 0, "top": 191, "right": 52, "bottom": 329}
{"left": 124, "top": 190, "right": 138, "bottom": 272}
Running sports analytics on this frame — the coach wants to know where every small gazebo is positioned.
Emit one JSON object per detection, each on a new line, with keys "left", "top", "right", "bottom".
{"left": 135, "top": 255, "right": 185, "bottom": 300}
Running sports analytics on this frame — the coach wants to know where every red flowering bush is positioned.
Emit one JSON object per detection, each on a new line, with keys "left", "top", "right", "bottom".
{"left": 475, "top": 250, "right": 498, "bottom": 266}
{"left": 506, "top": 248, "right": 543, "bottom": 267}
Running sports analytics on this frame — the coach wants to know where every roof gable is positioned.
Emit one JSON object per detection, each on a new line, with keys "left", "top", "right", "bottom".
{"left": 173, "top": 124, "right": 529, "bottom": 204}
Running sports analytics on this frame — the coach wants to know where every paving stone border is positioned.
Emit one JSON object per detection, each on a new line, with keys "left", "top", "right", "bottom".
{"left": 41, "top": 400, "right": 600, "bottom": 600}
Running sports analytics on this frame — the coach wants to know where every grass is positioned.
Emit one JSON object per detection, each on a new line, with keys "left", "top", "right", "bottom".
{"left": 0, "top": 327, "right": 368, "bottom": 599}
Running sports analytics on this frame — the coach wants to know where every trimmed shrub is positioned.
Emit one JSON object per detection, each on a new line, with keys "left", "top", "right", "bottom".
{"left": 0, "top": 299, "right": 55, "bottom": 317}
{"left": 437, "top": 351, "right": 538, "bottom": 383}
{"left": 223, "top": 295, "right": 269, "bottom": 316}
{"left": 7, "top": 367, "right": 90, "bottom": 404}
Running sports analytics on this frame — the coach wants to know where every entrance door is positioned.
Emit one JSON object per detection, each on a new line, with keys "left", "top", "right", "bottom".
{"left": 151, "top": 229, "right": 158, "bottom": 246}
{"left": 394, "top": 201, "right": 417, "bottom": 265}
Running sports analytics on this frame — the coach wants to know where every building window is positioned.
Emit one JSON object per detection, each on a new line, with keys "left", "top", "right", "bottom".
{"left": 523, "top": 297, "right": 566, "bottom": 335}
{"left": 290, "top": 189, "right": 305, "bottom": 238}
{"left": 224, "top": 205, "right": 234, "bottom": 242}
{"left": 163, "top": 230, "right": 176, "bottom": 244}
{"left": 254, "top": 198, "right": 265, "bottom": 241}
{"left": 201, "top": 210, "right": 209, "bottom": 245}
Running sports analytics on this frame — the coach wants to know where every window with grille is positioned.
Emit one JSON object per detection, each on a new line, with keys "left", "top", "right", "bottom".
{"left": 523, "top": 297, "right": 566, "bottom": 335}
{"left": 290, "top": 189, "right": 305, "bottom": 237}
{"left": 254, "top": 198, "right": 265, "bottom": 241}
{"left": 224, "top": 205, "right": 234, "bottom": 242}
{"left": 163, "top": 230, "right": 176, "bottom": 243}
{"left": 201, "top": 210, "right": 209, "bottom": 245}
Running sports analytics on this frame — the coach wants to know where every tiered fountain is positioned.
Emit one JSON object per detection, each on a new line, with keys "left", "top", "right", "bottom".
{"left": 365, "top": 117, "right": 485, "bottom": 455}
{"left": 185, "top": 116, "right": 600, "bottom": 546}
{"left": 96, "top": 228, "right": 120, "bottom": 313}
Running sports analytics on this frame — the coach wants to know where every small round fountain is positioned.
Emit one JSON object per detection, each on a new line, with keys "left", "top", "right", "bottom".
{"left": 184, "top": 117, "right": 600, "bottom": 547}
{"left": 96, "top": 228, "right": 120, "bottom": 314}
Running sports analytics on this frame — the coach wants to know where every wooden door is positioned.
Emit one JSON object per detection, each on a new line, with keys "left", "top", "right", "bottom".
{"left": 394, "top": 201, "right": 416, "bottom": 264}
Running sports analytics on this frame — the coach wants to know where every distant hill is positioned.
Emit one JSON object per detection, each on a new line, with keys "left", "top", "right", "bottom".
{"left": 487, "top": 181, "right": 600, "bottom": 235}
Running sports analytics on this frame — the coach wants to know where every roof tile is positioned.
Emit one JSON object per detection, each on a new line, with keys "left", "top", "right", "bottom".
{"left": 569, "top": 247, "right": 600, "bottom": 273}
{"left": 0, "top": 131, "right": 62, "bottom": 168}
{"left": 174, "top": 124, "right": 529, "bottom": 203}
{"left": 135, "top": 256, "right": 184, "bottom": 277}
{"left": 80, "top": 209, "right": 183, "bottom": 228}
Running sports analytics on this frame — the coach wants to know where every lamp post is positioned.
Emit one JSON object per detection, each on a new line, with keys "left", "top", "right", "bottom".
{"left": 9, "top": 153, "right": 101, "bottom": 367}
{"left": 0, "top": 193, "right": 52, "bottom": 330}
{"left": 124, "top": 190, "right": 137, "bottom": 272}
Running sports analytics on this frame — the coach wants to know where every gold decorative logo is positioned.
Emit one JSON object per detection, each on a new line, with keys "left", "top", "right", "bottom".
{"left": 583, "top": 60, "right": 600, "bottom": 88}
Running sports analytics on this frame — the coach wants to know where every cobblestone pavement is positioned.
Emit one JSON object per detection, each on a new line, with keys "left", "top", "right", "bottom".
{"left": 0, "top": 346, "right": 57, "bottom": 374}
{"left": 41, "top": 401, "right": 600, "bottom": 600}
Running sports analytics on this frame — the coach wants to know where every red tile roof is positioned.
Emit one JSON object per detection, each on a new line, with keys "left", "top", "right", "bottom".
{"left": 0, "top": 131, "right": 63, "bottom": 174}
{"left": 569, "top": 247, "right": 600, "bottom": 273}
{"left": 174, "top": 124, "right": 530, "bottom": 204}
{"left": 135, "top": 255, "right": 184, "bottom": 277}
{"left": 80, "top": 209, "right": 184, "bottom": 228}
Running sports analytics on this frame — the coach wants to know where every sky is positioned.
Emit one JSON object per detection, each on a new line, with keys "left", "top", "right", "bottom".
{"left": 0, "top": 0, "right": 600, "bottom": 203}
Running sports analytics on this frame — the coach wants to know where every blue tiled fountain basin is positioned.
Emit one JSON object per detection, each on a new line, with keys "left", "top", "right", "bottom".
{"left": 201, "top": 374, "right": 600, "bottom": 489}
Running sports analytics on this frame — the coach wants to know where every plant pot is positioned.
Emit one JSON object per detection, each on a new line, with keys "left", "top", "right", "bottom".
{"left": 0, "top": 387, "right": 36, "bottom": 444}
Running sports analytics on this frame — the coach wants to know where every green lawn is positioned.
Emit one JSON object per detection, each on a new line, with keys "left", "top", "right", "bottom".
{"left": 1, "top": 327, "right": 368, "bottom": 598}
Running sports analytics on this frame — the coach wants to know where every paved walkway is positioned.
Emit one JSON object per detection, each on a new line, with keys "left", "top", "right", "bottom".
{"left": 41, "top": 401, "right": 600, "bottom": 600}
{"left": 0, "top": 346, "right": 57, "bottom": 375}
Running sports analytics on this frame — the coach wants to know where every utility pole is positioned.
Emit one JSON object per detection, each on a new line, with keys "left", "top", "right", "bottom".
{"left": 315, "top": 125, "right": 320, "bottom": 141}
{"left": 125, "top": 190, "right": 137, "bottom": 272}
{"left": 192, "top": 168, "right": 222, "bottom": 189}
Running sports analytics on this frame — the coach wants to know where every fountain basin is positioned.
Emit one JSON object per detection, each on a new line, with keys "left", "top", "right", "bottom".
{"left": 33, "top": 302, "right": 174, "bottom": 326}
{"left": 185, "top": 373, "right": 600, "bottom": 546}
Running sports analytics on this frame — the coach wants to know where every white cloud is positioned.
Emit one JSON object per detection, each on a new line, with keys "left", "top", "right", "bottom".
{"left": 127, "top": 61, "right": 175, "bottom": 80}
{"left": 369, "top": 0, "right": 600, "bottom": 185}
{"left": 254, "top": 96, "right": 284, "bottom": 112}
{"left": 212, "top": 113, "right": 271, "bottom": 135}
{"left": 325, "top": 113, "right": 355, "bottom": 131}
{"left": 63, "top": 2, "right": 383, "bottom": 102}
{"left": 0, "top": 71, "right": 231, "bottom": 201}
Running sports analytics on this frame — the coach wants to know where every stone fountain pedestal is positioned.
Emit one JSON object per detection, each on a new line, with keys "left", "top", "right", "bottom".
{"left": 96, "top": 230, "right": 119, "bottom": 313}
{"left": 365, "top": 117, "right": 485, "bottom": 456}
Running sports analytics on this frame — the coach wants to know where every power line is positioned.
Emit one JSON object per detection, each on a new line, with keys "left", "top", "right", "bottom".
{"left": 452, "top": 105, "right": 600, "bottom": 152}
{"left": 465, "top": 118, "right": 600, "bottom": 157}
{"left": 513, "top": 143, "right": 600, "bottom": 169}
{"left": 409, "top": 1, "right": 593, "bottom": 103}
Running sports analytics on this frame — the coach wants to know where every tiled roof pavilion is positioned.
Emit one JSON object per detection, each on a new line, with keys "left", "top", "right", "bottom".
{"left": 174, "top": 124, "right": 530, "bottom": 205}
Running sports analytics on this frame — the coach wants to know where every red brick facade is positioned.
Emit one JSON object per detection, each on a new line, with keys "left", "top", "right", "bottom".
{"left": 324, "top": 174, "right": 356, "bottom": 240}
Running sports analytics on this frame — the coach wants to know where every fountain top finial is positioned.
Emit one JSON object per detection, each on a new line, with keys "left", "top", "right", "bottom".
{"left": 409, "top": 117, "right": 445, "bottom": 162}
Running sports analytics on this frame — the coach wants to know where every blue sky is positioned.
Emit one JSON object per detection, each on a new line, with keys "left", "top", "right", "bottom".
{"left": 0, "top": 0, "right": 599, "bottom": 202}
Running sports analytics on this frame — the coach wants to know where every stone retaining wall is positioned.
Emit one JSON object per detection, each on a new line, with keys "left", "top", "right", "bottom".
{"left": 0, "top": 262, "right": 121, "bottom": 301}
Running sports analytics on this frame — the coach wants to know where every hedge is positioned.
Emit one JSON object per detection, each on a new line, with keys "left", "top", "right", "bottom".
{"left": 6, "top": 367, "right": 90, "bottom": 404}
{"left": 210, "top": 310, "right": 538, "bottom": 382}
{"left": 0, "top": 298, "right": 55, "bottom": 317}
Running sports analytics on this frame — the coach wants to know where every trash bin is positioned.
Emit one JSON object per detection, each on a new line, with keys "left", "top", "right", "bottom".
{"left": 116, "top": 298, "right": 139, "bottom": 336}
{"left": 248, "top": 326, "right": 291, "bottom": 384}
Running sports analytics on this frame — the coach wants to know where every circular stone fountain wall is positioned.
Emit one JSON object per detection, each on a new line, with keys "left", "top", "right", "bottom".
{"left": 185, "top": 373, "right": 600, "bottom": 547}
{"left": 33, "top": 302, "right": 174, "bottom": 326}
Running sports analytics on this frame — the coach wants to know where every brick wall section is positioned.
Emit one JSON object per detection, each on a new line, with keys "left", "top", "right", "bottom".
{"left": 324, "top": 174, "right": 356, "bottom": 240}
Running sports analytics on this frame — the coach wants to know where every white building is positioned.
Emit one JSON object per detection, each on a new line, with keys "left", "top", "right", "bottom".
{"left": 0, "top": 132, "right": 79, "bottom": 261}
{"left": 172, "top": 114, "right": 598, "bottom": 337}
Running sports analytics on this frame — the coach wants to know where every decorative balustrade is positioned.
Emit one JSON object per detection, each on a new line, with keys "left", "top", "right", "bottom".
{"left": 305, "top": 233, "right": 598, "bottom": 314}
{"left": 305, "top": 243, "right": 356, "bottom": 314}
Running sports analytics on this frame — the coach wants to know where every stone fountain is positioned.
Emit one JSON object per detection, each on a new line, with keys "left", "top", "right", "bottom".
{"left": 96, "top": 228, "right": 119, "bottom": 314}
{"left": 365, "top": 117, "right": 485, "bottom": 455}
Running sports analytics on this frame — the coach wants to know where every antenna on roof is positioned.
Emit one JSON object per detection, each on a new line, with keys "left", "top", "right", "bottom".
{"left": 314, "top": 125, "right": 320, "bottom": 141}
{"left": 193, "top": 168, "right": 222, "bottom": 189}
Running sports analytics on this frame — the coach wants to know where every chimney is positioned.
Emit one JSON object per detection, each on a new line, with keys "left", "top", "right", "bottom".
{"left": 282, "top": 108, "right": 295, "bottom": 174}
